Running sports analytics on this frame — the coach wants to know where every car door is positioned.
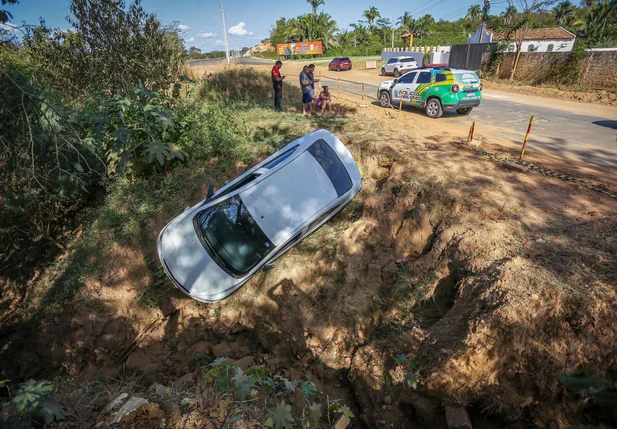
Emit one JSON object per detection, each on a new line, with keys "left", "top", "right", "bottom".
{"left": 391, "top": 71, "right": 417, "bottom": 105}
{"left": 407, "top": 71, "right": 433, "bottom": 105}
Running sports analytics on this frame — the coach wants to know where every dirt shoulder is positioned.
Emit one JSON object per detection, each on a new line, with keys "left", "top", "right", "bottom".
{"left": 483, "top": 79, "right": 617, "bottom": 107}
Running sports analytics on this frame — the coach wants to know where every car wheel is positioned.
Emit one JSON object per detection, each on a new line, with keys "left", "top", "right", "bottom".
{"left": 379, "top": 91, "right": 391, "bottom": 108}
{"left": 381, "top": 67, "right": 386, "bottom": 75}
{"left": 425, "top": 98, "right": 443, "bottom": 118}
{"left": 456, "top": 107, "right": 473, "bottom": 115}
{"left": 336, "top": 66, "right": 340, "bottom": 72}
{"left": 394, "top": 69, "right": 400, "bottom": 77}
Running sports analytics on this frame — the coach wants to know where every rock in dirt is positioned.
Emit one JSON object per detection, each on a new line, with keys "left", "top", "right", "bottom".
{"left": 105, "top": 395, "right": 164, "bottom": 425}
{"left": 366, "top": 263, "right": 383, "bottom": 287}
{"left": 235, "top": 356, "right": 254, "bottom": 371}
{"left": 173, "top": 373, "right": 194, "bottom": 390}
{"left": 445, "top": 405, "right": 473, "bottom": 429}
{"left": 331, "top": 413, "right": 351, "bottom": 429}
{"left": 157, "top": 400, "right": 181, "bottom": 424}
{"left": 394, "top": 203, "right": 433, "bottom": 257}
{"left": 212, "top": 341, "right": 232, "bottom": 358}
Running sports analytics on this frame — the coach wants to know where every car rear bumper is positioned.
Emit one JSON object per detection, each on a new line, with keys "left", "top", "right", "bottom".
{"left": 445, "top": 97, "right": 481, "bottom": 109}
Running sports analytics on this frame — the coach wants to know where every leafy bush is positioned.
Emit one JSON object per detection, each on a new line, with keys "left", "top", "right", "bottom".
{"left": 83, "top": 86, "right": 187, "bottom": 175}
{"left": 0, "top": 379, "right": 66, "bottom": 427}
{"left": 202, "top": 358, "right": 354, "bottom": 428}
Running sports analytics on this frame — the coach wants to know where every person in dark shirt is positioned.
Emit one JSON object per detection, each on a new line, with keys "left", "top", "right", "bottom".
{"left": 307, "top": 64, "right": 319, "bottom": 93}
{"left": 271, "top": 61, "right": 286, "bottom": 112}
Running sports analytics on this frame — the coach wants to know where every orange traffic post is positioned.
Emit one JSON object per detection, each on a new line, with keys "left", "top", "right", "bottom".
{"left": 399, "top": 92, "right": 404, "bottom": 117}
{"left": 467, "top": 122, "right": 475, "bottom": 144}
{"left": 519, "top": 115, "right": 535, "bottom": 160}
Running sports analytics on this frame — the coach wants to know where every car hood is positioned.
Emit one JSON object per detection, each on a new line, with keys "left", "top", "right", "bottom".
{"left": 157, "top": 211, "right": 240, "bottom": 302}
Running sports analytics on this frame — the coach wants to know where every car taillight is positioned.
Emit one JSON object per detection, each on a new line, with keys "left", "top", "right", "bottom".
{"left": 452, "top": 84, "right": 460, "bottom": 93}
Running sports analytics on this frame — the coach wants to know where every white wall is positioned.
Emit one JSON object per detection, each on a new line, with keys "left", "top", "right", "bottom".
{"left": 504, "top": 39, "right": 575, "bottom": 53}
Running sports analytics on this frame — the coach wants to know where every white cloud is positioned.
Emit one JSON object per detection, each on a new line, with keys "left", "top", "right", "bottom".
{"left": 198, "top": 32, "right": 217, "bottom": 39}
{"left": 185, "top": 37, "right": 196, "bottom": 43}
{"left": 178, "top": 24, "right": 190, "bottom": 32}
{"left": 214, "top": 39, "right": 225, "bottom": 46}
{"left": 228, "top": 22, "right": 253, "bottom": 36}
{"left": 0, "top": 22, "right": 18, "bottom": 33}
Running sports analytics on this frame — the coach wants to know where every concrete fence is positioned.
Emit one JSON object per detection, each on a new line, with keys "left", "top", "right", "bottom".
{"left": 383, "top": 45, "right": 451, "bottom": 54}
{"left": 495, "top": 50, "right": 617, "bottom": 90}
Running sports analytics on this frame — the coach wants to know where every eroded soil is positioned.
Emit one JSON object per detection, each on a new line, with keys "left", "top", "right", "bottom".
{"left": 2, "top": 89, "right": 617, "bottom": 428}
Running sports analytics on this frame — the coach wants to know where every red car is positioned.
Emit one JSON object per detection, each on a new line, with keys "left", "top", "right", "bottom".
{"left": 328, "top": 57, "right": 352, "bottom": 71}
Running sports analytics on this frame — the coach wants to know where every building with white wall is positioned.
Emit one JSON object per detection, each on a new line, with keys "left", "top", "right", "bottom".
{"left": 493, "top": 27, "right": 576, "bottom": 53}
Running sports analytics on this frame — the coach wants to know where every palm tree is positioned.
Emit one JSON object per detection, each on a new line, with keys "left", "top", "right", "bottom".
{"left": 579, "top": 0, "right": 617, "bottom": 45}
{"left": 376, "top": 17, "right": 391, "bottom": 43}
{"left": 362, "top": 6, "right": 381, "bottom": 26}
{"left": 466, "top": 4, "right": 482, "bottom": 20}
{"left": 350, "top": 23, "right": 371, "bottom": 45}
{"left": 553, "top": 0, "right": 576, "bottom": 25}
{"left": 500, "top": 5, "right": 518, "bottom": 25}
{"left": 336, "top": 29, "right": 352, "bottom": 46}
{"left": 306, "top": 0, "right": 325, "bottom": 14}
{"left": 397, "top": 11, "right": 413, "bottom": 28}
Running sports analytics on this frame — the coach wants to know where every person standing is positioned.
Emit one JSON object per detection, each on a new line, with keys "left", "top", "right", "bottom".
{"left": 307, "top": 64, "right": 319, "bottom": 95}
{"left": 299, "top": 65, "right": 313, "bottom": 115}
{"left": 271, "top": 60, "right": 286, "bottom": 112}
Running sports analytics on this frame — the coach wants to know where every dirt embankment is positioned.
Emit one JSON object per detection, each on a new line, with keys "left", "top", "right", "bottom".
{"left": 483, "top": 79, "right": 617, "bottom": 106}
{"left": 2, "top": 77, "right": 617, "bottom": 428}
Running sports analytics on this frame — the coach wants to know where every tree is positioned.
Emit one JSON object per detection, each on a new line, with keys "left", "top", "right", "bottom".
{"left": 188, "top": 46, "right": 202, "bottom": 55}
{"left": 25, "top": 0, "right": 184, "bottom": 96}
{"left": 504, "top": 0, "right": 557, "bottom": 80}
{"left": 578, "top": 0, "right": 617, "bottom": 45}
{"left": 306, "top": 0, "right": 325, "bottom": 14}
{"left": 554, "top": 0, "right": 577, "bottom": 24}
{"left": 362, "top": 6, "right": 381, "bottom": 27}
{"left": 376, "top": 17, "right": 392, "bottom": 44}
{"left": 466, "top": 5, "right": 483, "bottom": 20}
{"left": 501, "top": 5, "right": 519, "bottom": 24}
{"left": 0, "top": 0, "right": 18, "bottom": 24}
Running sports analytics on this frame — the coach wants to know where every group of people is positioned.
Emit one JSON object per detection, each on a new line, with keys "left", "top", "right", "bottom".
{"left": 271, "top": 61, "right": 332, "bottom": 114}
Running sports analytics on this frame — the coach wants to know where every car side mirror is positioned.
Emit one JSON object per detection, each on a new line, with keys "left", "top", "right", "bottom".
{"left": 262, "top": 263, "right": 275, "bottom": 272}
{"left": 206, "top": 184, "right": 215, "bottom": 199}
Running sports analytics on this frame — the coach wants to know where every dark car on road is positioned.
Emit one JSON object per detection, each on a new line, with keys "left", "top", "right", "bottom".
{"left": 329, "top": 57, "right": 352, "bottom": 71}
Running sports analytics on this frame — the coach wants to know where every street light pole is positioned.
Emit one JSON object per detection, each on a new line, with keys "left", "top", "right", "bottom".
{"left": 213, "top": 0, "right": 231, "bottom": 64}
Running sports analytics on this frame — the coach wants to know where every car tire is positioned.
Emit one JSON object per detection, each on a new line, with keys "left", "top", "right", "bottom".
{"left": 425, "top": 98, "right": 443, "bottom": 118}
{"left": 394, "top": 69, "right": 400, "bottom": 77}
{"left": 381, "top": 67, "right": 386, "bottom": 75}
{"left": 379, "top": 91, "right": 391, "bottom": 108}
{"left": 336, "top": 66, "right": 340, "bottom": 72}
{"left": 456, "top": 107, "right": 473, "bottom": 115}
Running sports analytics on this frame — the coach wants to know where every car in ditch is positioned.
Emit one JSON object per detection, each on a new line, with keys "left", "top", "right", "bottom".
{"left": 381, "top": 56, "right": 419, "bottom": 77}
{"left": 377, "top": 67, "right": 483, "bottom": 118}
{"left": 156, "top": 130, "right": 362, "bottom": 303}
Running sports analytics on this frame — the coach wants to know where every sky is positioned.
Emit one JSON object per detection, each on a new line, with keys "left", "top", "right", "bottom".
{"left": 5, "top": 0, "right": 509, "bottom": 52}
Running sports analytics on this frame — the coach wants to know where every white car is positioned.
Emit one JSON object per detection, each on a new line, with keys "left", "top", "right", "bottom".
{"left": 382, "top": 56, "right": 419, "bottom": 77}
{"left": 157, "top": 130, "right": 362, "bottom": 303}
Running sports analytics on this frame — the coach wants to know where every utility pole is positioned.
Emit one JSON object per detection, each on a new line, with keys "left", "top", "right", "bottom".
{"left": 213, "top": 0, "right": 230, "bottom": 64}
{"left": 391, "top": 12, "right": 395, "bottom": 48}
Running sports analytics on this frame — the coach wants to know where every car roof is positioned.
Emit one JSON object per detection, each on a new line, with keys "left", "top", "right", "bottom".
{"left": 239, "top": 150, "right": 338, "bottom": 246}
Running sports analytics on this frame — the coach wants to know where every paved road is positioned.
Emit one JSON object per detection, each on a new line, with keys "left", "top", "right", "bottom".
{"left": 186, "top": 57, "right": 274, "bottom": 67}
{"left": 319, "top": 75, "right": 617, "bottom": 172}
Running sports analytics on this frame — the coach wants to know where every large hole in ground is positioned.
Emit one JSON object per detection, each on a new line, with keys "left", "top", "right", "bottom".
{"left": 412, "top": 266, "right": 465, "bottom": 329}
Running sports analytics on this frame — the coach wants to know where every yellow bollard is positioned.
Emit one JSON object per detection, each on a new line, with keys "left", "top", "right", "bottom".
{"left": 519, "top": 116, "right": 535, "bottom": 160}
{"left": 398, "top": 92, "right": 405, "bottom": 117}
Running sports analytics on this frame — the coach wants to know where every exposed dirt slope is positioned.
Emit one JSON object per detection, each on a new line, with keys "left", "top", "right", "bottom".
{"left": 2, "top": 84, "right": 617, "bottom": 428}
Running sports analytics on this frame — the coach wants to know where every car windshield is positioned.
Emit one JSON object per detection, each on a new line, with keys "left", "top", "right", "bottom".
{"left": 401, "top": 58, "right": 415, "bottom": 63}
{"left": 194, "top": 195, "right": 274, "bottom": 277}
{"left": 341, "top": 57, "right": 350, "bottom": 61}
{"left": 455, "top": 72, "right": 480, "bottom": 85}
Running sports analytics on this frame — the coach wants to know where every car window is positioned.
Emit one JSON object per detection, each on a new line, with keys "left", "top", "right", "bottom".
{"left": 217, "top": 173, "right": 259, "bottom": 197}
{"left": 388, "top": 58, "right": 396, "bottom": 64}
{"left": 401, "top": 58, "right": 415, "bottom": 63}
{"left": 417, "top": 72, "right": 431, "bottom": 84}
{"left": 307, "top": 139, "right": 353, "bottom": 197}
{"left": 341, "top": 57, "right": 350, "bottom": 61}
{"left": 264, "top": 146, "right": 298, "bottom": 169}
{"left": 435, "top": 73, "right": 447, "bottom": 83}
{"left": 398, "top": 72, "right": 416, "bottom": 84}
{"left": 194, "top": 195, "right": 274, "bottom": 276}
{"left": 455, "top": 72, "right": 480, "bottom": 84}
